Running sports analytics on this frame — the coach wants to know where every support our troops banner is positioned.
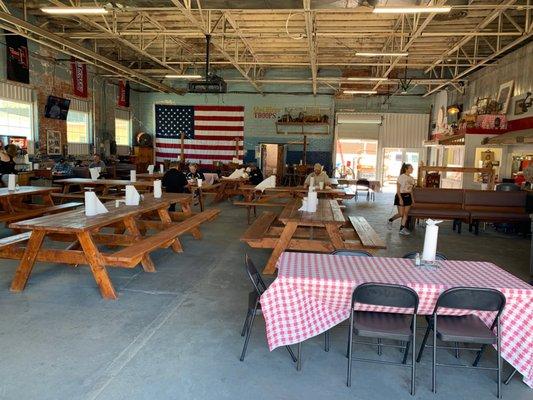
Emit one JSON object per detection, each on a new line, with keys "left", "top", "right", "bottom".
{"left": 5, "top": 30, "right": 29, "bottom": 84}
{"left": 70, "top": 57, "right": 88, "bottom": 98}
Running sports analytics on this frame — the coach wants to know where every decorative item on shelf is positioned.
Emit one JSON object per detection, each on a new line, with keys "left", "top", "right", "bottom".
{"left": 476, "top": 97, "right": 490, "bottom": 114}
{"left": 514, "top": 92, "right": 532, "bottom": 115}
{"left": 497, "top": 80, "right": 514, "bottom": 114}
{"left": 447, "top": 104, "right": 460, "bottom": 115}
{"left": 476, "top": 114, "right": 507, "bottom": 130}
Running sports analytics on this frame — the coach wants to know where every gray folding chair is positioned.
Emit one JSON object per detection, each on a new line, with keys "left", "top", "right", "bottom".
{"left": 331, "top": 250, "right": 374, "bottom": 257}
{"left": 347, "top": 283, "right": 419, "bottom": 395}
{"left": 416, "top": 287, "right": 506, "bottom": 398}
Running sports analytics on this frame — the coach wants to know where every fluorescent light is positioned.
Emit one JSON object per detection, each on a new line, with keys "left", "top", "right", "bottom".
{"left": 165, "top": 75, "right": 202, "bottom": 79}
{"left": 373, "top": 6, "right": 451, "bottom": 14}
{"left": 347, "top": 77, "right": 388, "bottom": 82}
{"left": 356, "top": 52, "right": 408, "bottom": 57}
{"left": 343, "top": 90, "right": 377, "bottom": 95}
{"left": 41, "top": 7, "right": 108, "bottom": 14}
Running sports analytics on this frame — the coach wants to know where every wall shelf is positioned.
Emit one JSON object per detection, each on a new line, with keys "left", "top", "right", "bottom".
{"left": 275, "top": 122, "right": 330, "bottom": 135}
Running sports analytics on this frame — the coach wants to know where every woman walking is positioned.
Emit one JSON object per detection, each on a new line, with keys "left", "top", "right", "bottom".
{"left": 387, "top": 163, "right": 415, "bottom": 235}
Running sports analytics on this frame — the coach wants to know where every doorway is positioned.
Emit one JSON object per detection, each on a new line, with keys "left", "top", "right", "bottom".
{"left": 334, "top": 139, "right": 378, "bottom": 180}
{"left": 259, "top": 143, "right": 285, "bottom": 181}
{"left": 381, "top": 148, "right": 422, "bottom": 192}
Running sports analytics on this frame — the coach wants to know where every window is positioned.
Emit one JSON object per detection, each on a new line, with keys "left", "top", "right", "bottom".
{"left": 115, "top": 117, "right": 131, "bottom": 146}
{"left": 67, "top": 110, "right": 89, "bottom": 143}
{"left": 0, "top": 98, "right": 33, "bottom": 139}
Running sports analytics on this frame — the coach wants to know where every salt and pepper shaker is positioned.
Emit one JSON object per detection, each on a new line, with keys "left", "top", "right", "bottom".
{"left": 415, "top": 252, "right": 421, "bottom": 267}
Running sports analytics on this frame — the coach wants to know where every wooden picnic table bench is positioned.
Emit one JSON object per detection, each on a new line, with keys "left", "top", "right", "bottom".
{"left": 0, "top": 202, "right": 82, "bottom": 225}
{"left": 0, "top": 193, "right": 219, "bottom": 300}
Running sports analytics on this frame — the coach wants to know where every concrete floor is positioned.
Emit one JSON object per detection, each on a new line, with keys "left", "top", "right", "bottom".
{"left": 0, "top": 193, "right": 531, "bottom": 400}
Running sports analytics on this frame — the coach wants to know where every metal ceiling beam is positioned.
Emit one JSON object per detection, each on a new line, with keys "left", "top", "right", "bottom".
{"left": 423, "top": 30, "right": 532, "bottom": 97}
{"left": 424, "top": 0, "right": 518, "bottom": 74}
{"left": 170, "top": 0, "right": 263, "bottom": 94}
{"left": 223, "top": 11, "right": 259, "bottom": 63}
{"left": 303, "top": 0, "right": 318, "bottom": 95}
{"left": 0, "top": 11, "right": 177, "bottom": 93}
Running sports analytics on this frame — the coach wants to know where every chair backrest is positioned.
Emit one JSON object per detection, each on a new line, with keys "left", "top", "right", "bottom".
{"left": 435, "top": 287, "right": 506, "bottom": 315}
{"left": 352, "top": 282, "right": 419, "bottom": 313}
{"left": 331, "top": 249, "right": 373, "bottom": 257}
{"left": 244, "top": 254, "right": 267, "bottom": 296}
{"left": 402, "top": 251, "right": 448, "bottom": 260}
{"left": 356, "top": 179, "right": 370, "bottom": 188}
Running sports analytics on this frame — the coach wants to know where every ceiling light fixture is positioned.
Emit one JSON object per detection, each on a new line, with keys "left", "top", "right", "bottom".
{"left": 347, "top": 77, "right": 389, "bottom": 81}
{"left": 356, "top": 52, "right": 408, "bottom": 57}
{"left": 41, "top": 7, "right": 109, "bottom": 14}
{"left": 165, "top": 75, "right": 202, "bottom": 79}
{"left": 343, "top": 90, "right": 378, "bottom": 95}
{"left": 373, "top": 7, "right": 452, "bottom": 14}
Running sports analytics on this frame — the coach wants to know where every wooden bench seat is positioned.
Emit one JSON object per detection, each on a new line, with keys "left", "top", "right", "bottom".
{"left": 348, "top": 216, "right": 386, "bottom": 249}
{"left": 104, "top": 208, "right": 221, "bottom": 267}
{"left": 1, "top": 202, "right": 83, "bottom": 225}
{"left": 0, "top": 232, "right": 32, "bottom": 250}
{"left": 241, "top": 211, "right": 278, "bottom": 241}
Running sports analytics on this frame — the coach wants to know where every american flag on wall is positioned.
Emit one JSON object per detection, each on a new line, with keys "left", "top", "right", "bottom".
{"left": 155, "top": 105, "right": 244, "bottom": 167}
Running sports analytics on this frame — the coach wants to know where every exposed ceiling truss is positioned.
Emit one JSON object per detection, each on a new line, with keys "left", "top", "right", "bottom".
{"left": 2, "top": 1, "right": 532, "bottom": 96}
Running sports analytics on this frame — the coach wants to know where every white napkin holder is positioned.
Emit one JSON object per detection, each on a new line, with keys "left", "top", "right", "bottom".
{"left": 153, "top": 180, "right": 162, "bottom": 198}
{"left": 147, "top": 165, "right": 154, "bottom": 174}
{"left": 232, "top": 157, "right": 243, "bottom": 165}
{"left": 130, "top": 170, "right": 137, "bottom": 182}
{"left": 422, "top": 219, "right": 443, "bottom": 261}
{"left": 298, "top": 190, "right": 318, "bottom": 213}
{"left": 89, "top": 168, "right": 100, "bottom": 180}
{"left": 197, "top": 178, "right": 203, "bottom": 187}
{"left": 255, "top": 176, "right": 276, "bottom": 192}
{"left": 125, "top": 185, "right": 140, "bottom": 205}
{"left": 7, "top": 174, "right": 16, "bottom": 191}
{"left": 84, "top": 191, "right": 108, "bottom": 216}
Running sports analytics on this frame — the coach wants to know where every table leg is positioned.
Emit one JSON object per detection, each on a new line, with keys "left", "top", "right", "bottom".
{"left": 197, "top": 188, "right": 205, "bottom": 212}
{"left": 263, "top": 221, "right": 298, "bottom": 275}
{"left": 42, "top": 193, "right": 54, "bottom": 206}
{"left": 157, "top": 208, "right": 184, "bottom": 253}
{"left": 10, "top": 230, "right": 46, "bottom": 292}
{"left": 123, "top": 216, "right": 157, "bottom": 272}
{"left": 325, "top": 224, "right": 345, "bottom": 250}
{"left": 76, "top": 231, "right": 117, "bottom": 300}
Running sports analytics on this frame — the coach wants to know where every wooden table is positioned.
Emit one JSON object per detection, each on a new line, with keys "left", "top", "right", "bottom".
{"left": 0, "top": 186, "right": 59, "bottom": 213}
{"left": 213, "top": 178, "right": 248, "bottom": 203}
{"left": 55, "top": 178, "right": 154, "bottom": 195}
{"left": 137, "top": 172, "right": 163, "bottom": 181}
{"left": 241, "top": 198, "right": 386, "bottom": 275}
{"left": 2, "top": 193, "right": 197, "bottom": 300}
{"left": 333, "top": 179, "right": 382, "bottom": 192}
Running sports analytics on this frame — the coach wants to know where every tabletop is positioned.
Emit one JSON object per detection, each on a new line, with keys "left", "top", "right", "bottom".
{"left": 278, "top": 198, "right": 345, "bottom": 226}
{"left": 10, "top": 193, "right": 191, "bottom": 233}
{"left": 0, "top": 186, "right": 59, "bottom": 198}
{"left": 55, "top": 178, "right": 154, "bottom": 187}
{"left": 261, "top": 252, "right": 533, "bottom": 387}
{"left": 136, "top": 173, "right": 163, "bottom": 180}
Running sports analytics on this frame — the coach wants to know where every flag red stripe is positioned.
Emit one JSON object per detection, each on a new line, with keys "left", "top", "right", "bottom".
{"left": 156, "top": 143, "right": 243, "bottom": 151}
{"left": 194, "top": 105, "right": 244, "bottom": 112}
{"left": 194, "top": 115, "right": 244, "bottom": 122}
{"left": 156, "top": 152, "right": 241, "bottom": 161}
{"left": 185, "top": 135, "right": 242, "bottom": 141}
{"left": 194, "top": 125, "right": 243, "bottom": 132}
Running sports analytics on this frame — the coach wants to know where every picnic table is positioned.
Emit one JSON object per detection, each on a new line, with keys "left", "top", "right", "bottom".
{"left": 0, "top": 186, "right": 82, "bottom": 225}
{"left": 261, "top": 252, "right": 533, "bottom": 388}
{"left": 55, "top": 178, "right": 154, "bottom": 195}
{"left": 241, "top": 198, "right": 385, "bottom": 274}
{"left": 0, "top": 193, "right": 220, "bottom": 300}
{"left": 213, "top": 177, "right": 248, "bottom": 203}
{"left": 136, "top": 172, "right": 163, "bottom": 181}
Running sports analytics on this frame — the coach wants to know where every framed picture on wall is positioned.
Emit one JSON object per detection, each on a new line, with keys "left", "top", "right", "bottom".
{"left": 497, "top": 80, "right": 514, "bottom": 114}
{"left": 46, "top": 130, "right": 62, "bottom": 155}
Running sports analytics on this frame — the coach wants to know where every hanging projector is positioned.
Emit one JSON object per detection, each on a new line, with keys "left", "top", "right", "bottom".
{"left": 188, "top": 35, "right": 227, "bottom": 94}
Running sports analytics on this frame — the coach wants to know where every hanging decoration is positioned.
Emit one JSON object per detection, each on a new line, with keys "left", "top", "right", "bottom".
{"left": 5, "top": 30, "right": 29, "bottom": 84}
{"left": 118, "top": 80, "right": 130, "bottom": 107}
{"left": 70, "top": 57, "right": 88, "bottom": 98}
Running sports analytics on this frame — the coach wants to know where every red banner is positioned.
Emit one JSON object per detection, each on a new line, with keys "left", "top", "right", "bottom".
{"left": 118, "top": 80, "right": 130, "bottom": 107}
{"left": 70, "top": 57, "right": 87, "bottom": 98}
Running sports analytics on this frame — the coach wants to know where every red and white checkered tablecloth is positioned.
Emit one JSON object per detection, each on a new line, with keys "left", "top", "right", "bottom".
{"left": 260, "top": 252, "right": 533, "bottom": 388}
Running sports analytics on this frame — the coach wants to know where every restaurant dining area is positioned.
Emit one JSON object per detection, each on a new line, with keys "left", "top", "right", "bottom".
{"left": 0, "top": 1, "right": 532, "bottom": 399}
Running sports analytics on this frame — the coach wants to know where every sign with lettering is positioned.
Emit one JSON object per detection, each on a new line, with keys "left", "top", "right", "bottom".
{"left": 253, "top": 106, "right": 281, "bottom": 119}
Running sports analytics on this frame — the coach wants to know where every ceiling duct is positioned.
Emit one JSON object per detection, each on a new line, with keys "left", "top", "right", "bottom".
{"left": 188, "top": 34, "right": 227, "bottom": 94}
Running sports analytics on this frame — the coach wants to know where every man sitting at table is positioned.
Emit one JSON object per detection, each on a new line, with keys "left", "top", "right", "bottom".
{"left": 162, "top": 161, "right": 188, "bottom": 211}
{"left": 88, "top": 154, "right": 106, "bottom": 175}
{"left": 248, "top": 163, "right": 264, "bottom": 185}
{"left": 185, "top": 163, "right": 205, "bottom": 182}
{"left": 304, "top": 163, "right": 330, "bottom": 188}
{"left": 52, "top": 158, "right": 74, "bottom": 177}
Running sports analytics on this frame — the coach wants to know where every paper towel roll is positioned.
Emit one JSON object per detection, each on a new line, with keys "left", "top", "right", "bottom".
{"left": 8, "top": 174, "right": 16, "bottom": 191}
{"left": 422, "top": 219, "right": 443, "bottom": 261}
{"left": 298, "top": 197, "right": 308, "bottom": 211}
{"left": 197, "top": 178, "right": 203, "bottom": 187}
{"left": 159, "top": 164, "right": 164, "bottom": 173}
{"left": 130, "top": 170, "right": 137, "bottom": 182}
{"left": 89, "top": 168, "right": 99, "bottom": 180}
{"left": 154, "top": 180, "right": 162, "bottom": 198}
{"left": 309, "top": 176, "right": 315, "bottom": 189}
{"left": 85, "top": 191, "right": 98, "bottom": 216}
{"left": 147, "top": 165, "right": 154, "bottom": 174}
{"left": 125, "top": 185, "right": 140, "bottom": 205}
{"left": 307, "top": 191, "right": 318, "bottom": 212}
{"left": 254, "top": 176, "right": 276, "bottom": 192}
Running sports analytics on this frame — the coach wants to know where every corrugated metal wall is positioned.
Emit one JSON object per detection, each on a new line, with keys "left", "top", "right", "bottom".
{"left": 380, "top": 113, "right": 430, "bottom": 148}
{"left": 0, "top": 80, "right": 33, "bottom": 103}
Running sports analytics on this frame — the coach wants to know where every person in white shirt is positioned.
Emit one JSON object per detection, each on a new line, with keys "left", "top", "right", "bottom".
{"left": 387, "top": 163, "right": 415, "bottom": 235}
{"left": 304, "top": 163, "right": 330, "bottom": 188}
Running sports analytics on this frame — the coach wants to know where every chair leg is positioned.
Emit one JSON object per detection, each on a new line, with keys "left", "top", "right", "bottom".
{"left": 454, "top": 342, "right": 460, "bottom": 359}
{"left": 432, "top": 315, "right": 437, "bottom": 393}
{"left": 411, "top": 317, "right": 417, "bottom": 396}
{"left": 504, "top": 368, "right": 518, "bottom": 385}
{"left": 324, "top": 331, "right": 330, "bottom": 352}
{"left": 473, "top": 344, "right": 486, "bottom": 367}
{"left": 240, "top": 307, "right": 257, "bottom": 361}
{"left": 377, "top": 338, "right": 382, "bottom": 355}
{"left": 416, "top": 324, "right": 431, "bottom": 362}
{"left": 240, "top": 310, "right": 250, "bottom": 337}
{"left": 458, "top": 221, "right": 462, "bottom": 234}
{"left": 285, "top": 345, "right": 297, "bottom": 363}
{"left": 296, "top": 342, "right": 302, "bottom": 371}
{"left": 347, "top": 315, "right": 354, "bottom": 387}
{"left": 497, "top": 318, "right": 502, "bottom": 399}
{"left": 402, "top": 340, "right": 411, "bottom": 365}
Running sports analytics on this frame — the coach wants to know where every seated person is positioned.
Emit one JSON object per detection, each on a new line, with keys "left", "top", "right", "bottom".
{"left": 162, "top": 161, "right": 188, "bottom": 211}
{"left": 185, "top": 163, "right": 205, "bottom": 182}
{"left": 248, "top": 164, "right": 264, "bottom": 185}
{"left": 304, "top": 163, "right": 330, "bottom": 188}
{"left": 88, "top": 154, "right": 106, "bottom": 174}
{"left": 52, "top": 158, "right": 74, "bottom": 177}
